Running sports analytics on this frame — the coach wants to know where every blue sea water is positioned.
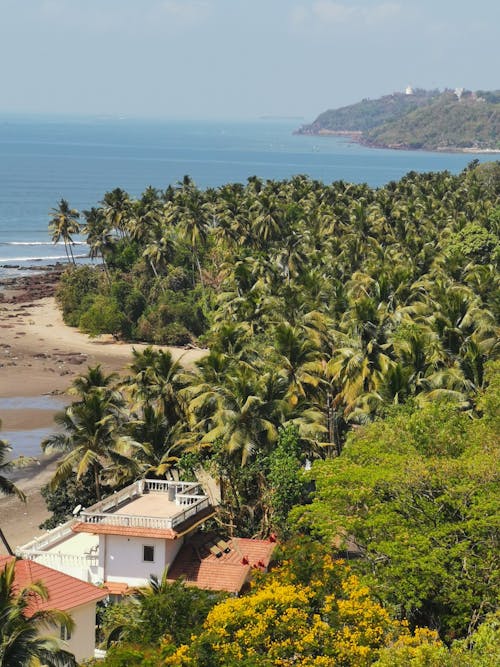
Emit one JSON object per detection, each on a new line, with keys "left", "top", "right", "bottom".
{"left": 0, "top": 114, "right": 496, "bottom": 276}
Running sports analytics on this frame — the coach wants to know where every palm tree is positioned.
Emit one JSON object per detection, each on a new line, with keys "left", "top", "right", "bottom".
{"left": 195, "top": 364, "right": 285, "bottom": 465}
{"left": 123, "top": 405, "right": 187, "bottom": 480}
{"left": 48, "top": 199, "right": 80, "bottom": 264}
{"left": 81, "top": 206, "right": 114, "bottom": 276}
{"left": 126, "top": 348, "right": 187, "bottom": 425}
{"left": 175, "top": 188, "right": 209, "bottom": 287}
{"left": 0, "top": 558, "right": 76, "bottom": 667}
{"left": 41, "top": 385, "right": 127, "bottom": 500}
{"left": 0, "top": 432, "right": 26, "bottom": 502}
{"left": 271, "top": 322, "right": 323, "bottom": 406}
{"left": 68, "top": 364, "right": 119, "bottom": 398}
{"left": 101, "top": 188, "right": 132, "bottom": 239}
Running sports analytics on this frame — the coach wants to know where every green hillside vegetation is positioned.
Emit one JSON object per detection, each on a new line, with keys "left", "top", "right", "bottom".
{"left": 298, "top": 89, "right": 500, "bottom": 151}
{"left": 365, "top": 91, "right": 500, "bottom": 150}
{"left": 44, "top": 164, "right": 500, "bottom": 663}
{"left": 297, "top": 89, "right": 438, "bottom": 133}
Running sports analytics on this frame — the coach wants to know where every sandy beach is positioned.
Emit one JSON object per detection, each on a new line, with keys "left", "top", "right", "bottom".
{"left": 0, "top": 271, "right": 206, "bottom": 552}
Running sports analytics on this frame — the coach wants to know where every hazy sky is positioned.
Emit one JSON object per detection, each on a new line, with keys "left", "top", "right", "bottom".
{"left": 0, "top": 0, "right": 498, "bottom": 121}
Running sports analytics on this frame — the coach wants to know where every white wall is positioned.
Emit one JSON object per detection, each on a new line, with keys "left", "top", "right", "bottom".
{"left": 103, "top": 535, "right": 183, "bottom": 586}
{"left": 63, "top": 601, "right": 98, "bottom": 663}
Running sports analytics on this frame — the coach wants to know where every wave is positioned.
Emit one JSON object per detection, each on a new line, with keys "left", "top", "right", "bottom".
{"left": 0, "top": 253, "right": 88, "bottom": 263}
{"left": 7, "top": 241, "right": 86, "bottom": 247}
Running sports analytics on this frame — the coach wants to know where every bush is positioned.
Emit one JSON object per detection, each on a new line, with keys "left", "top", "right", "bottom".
{"left": 56, "top": 265, "right": 100, "bottom": 326}
{"left": 79, "top": 295, "right": 126, "bottom": 339}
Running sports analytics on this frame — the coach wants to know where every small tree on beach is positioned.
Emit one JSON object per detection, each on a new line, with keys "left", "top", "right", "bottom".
{"left": 0, "top": 427, "right": 26, "bottom": 502}
{"left": 49, "top": 199, "right": 80, "bottom": 264}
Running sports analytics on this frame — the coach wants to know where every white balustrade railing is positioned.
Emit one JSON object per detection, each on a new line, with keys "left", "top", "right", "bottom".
{"left": 17, "top": 480, "right": 212, "bottom": 554}
{"left": 79, "top": 496, "right": 211, "bottom": 530}
{"left": 20, "top": 550, "right": 99, "bottom": 567}
{"left": 18, "top": 519, "right": 75, "bottom": 553}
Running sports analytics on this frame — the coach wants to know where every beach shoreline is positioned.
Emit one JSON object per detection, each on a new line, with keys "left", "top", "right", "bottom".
{"left": 0, "top": 268, "right": 206, "bottom": 552}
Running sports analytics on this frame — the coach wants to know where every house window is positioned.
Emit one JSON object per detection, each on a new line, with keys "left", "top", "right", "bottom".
{"left": 143, "top": 545, "right": 155, "bottom": 562}
{"left": 60, "top": 625, "right": 72, "bottom": 641}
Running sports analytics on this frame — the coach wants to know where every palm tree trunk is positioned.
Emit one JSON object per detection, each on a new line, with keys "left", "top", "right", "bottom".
{"left": 149, "top": 259, "right": 166, "bottom": 295}
{"left": 0, "top": 527, "right": 14, "bottom": 555}
{"left": 94, "top": 463, "right": 101, "bottom": 501}
{"left": 195, "top": 252, "right": 205, "bottom": 288}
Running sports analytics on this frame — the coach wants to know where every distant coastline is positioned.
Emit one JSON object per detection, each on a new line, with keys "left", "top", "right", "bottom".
{"left": 294, "top": 128, "right": 500, "bottom": 154}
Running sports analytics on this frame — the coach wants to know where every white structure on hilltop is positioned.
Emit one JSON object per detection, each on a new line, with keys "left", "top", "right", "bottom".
{"left": 405, "top": 85, "right": 414, "bottom": 95}
{"left": 17, "top": 479, "right": 276, "bottom": 595}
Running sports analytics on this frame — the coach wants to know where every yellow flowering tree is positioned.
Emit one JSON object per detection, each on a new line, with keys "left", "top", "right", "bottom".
{"left": 163, "top": 554, "right": 432, "bottom": 666}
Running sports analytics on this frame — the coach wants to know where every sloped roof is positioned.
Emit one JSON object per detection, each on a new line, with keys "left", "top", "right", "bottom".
{"left": 166, "top": 534, "right": 276, "bottom": 594}
{"left": 102, "top": 581, "right": 134, "bottom": 596}
{"left": 0, "top": 555, "right": 107, "bottom": 616}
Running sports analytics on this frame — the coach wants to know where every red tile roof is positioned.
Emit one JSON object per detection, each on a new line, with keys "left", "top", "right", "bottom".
{"left": 102, "top": 581, "right": 134, "bottom": 596}
{"left": 167, "top": 535, "right": 276, "bottom": 594}
{"left": 0, "top": 555, "right": 107, "bottom": 616}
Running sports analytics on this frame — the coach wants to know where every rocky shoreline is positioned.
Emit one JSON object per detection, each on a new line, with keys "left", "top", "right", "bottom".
{"left": 0, "top": 263, "right": 66, "bottom": 304}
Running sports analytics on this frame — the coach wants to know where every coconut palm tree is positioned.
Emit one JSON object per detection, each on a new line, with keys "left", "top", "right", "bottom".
{"left": 121, "top": 404, "right": 187, "bottom": 480}
{"left": 81, "top": 206, "right": 114, "bottom": 275}
{"left": 41, "top": 386, "right": 128, "bottom": 500}
{"left": 126, "top": 348, "right": 188, "bottom": 425}
{"left": 0, "top": 559, "right": 76, "bottom": 667}
{"left": 175, "top": 187, "right": 209, "bottom": 287}
{"left": 0, "top": 432, "right": 25, "bottom": 502}
{"left": 195, "top": 363, "right": 286, "bottom": 465}
{"left": 101, "top": 188, "right": 132, "bottom": 239}
{"left": 48, "top": 199, "right": 80, "bottom": 264}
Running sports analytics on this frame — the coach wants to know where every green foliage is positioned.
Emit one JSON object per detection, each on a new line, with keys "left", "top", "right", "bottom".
{"left": 299, "top": 89, "right": 438, "bottom": 133}
{"left": 47, "top": 168, "right": 500, "bottom": 648}
{"left": 136, "top": 288, "right": 206, "bottom": 344}
{"left": 291, "top": 374, "right": 500, "bottom": 640}
{"left": 447, "top": 221, "right": 500, "bottom": 266}
{"left": 0, "top": 427, "right": 26, "bottom": 501}
{"left": 300, "top": 88, "right": 500, "bottom": 151}
{"left": 40, "top": 469, "right": 102, "bottom": 529}
{"left": 79, "top": 294, "right": 126, "bottom": 339}
{"left": 101, "top": 575, "right": 221, "bottom": 650}
{"left": 267, "top": 424, "right": 308, "bottom": 537}
{"left": 107, "top": 239, "right": 141, "bottom": 271}
{"left": 364, "top": 91, "right": 500, "bottom": 150}
{"left": 207, "top": 438, "right": 270, "bottom": 537}
{"left": 56, "top": 265, "right": 100, "bottom": 326}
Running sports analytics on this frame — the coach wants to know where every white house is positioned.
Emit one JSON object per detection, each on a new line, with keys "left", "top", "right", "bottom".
{"left": 16, "top": 479, "right": 275, "bottom": 595}
{"left": 0, "top": 554, "right": 107, "bottom": 663}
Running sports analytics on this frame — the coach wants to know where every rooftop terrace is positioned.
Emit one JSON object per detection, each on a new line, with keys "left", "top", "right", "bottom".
{"left": 17, "top": 479, "right": 214, "bottom": 578}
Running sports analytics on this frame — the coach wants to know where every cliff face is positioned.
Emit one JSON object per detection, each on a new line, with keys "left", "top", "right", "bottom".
{"left": 297, "top": 89, "right": 500, "bottom": 151}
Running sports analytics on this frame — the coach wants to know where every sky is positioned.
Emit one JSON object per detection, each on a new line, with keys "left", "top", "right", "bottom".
{"left": 0, "top": 0, "right": 498, "bottom": 121}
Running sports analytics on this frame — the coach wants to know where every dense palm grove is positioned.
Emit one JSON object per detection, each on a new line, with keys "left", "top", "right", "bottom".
{"left": 40, "top": 163, "right": 500, "bottom": 664}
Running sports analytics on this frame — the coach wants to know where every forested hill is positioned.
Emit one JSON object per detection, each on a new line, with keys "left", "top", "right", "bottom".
{"left": 297, "top": 88, "right": 500, "bottom": 151}
{"left": 297, "top": 89, "right": 438, "bottom": 133}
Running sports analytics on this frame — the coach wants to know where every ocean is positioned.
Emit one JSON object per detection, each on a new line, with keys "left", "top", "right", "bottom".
{"left": 0, "top": 114, "right": 496, "bottom": 277}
